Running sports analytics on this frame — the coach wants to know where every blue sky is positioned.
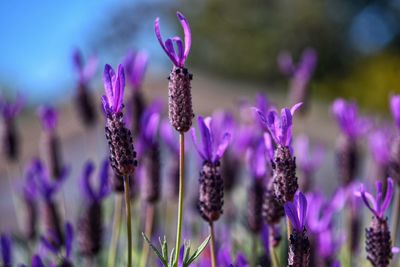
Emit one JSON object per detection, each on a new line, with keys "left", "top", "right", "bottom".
{"left": 0, "top": 1, "right": 123, "bottom": 103}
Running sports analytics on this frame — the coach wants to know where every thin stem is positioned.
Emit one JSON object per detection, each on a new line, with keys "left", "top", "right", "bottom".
{"left": 124, "top": 177, "right": 133, "bottom": 267}
{"left": 108, "top": 194, "right": 123, "bottom": 267}
{"left": 173, "top": 133, "right": 185, "bottom": 267}
{"left": 286, "top": 216, "right": 292, "bottom": 240}
{"left": 269, "top": 225, "right": 280, "bottom": 267}
{"left": 140, "top": 204, "right": 155, "bottom": 267}
{"left": 209, "top": 223, "right": 217, "bottom": 267}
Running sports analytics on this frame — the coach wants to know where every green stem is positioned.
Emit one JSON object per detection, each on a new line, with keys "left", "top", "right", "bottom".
{"left": 209, "top": 223, "right": 217, "bottom": 267}
{"left": 269, "top": 226, "right": 280, "bottom": 267}
{"left": 124, "top": 177, "right": 133, "bottom": 267}
{"left": 174, "top": 133, "right": 185, "bottom": 267}
{"left": 140, "top": 204, "right": 155, "bottom": 267}
{"left": 286, "top": 216, "right": 292, "bottom": 240}
{"left": 108, "top": 194, "right": 123, "bottom": 267}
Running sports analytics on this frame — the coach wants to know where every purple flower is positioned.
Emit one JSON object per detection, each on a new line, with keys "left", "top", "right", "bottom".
{"left": 155, "top": 11, "right": 191, "bottom": 68}
{"left": 368, "top": 128, "right": 392, "bottom": 166}
{"left": 390, "top": 95, "right": 400, "bottom": 130}
{"left": 277, "top": 51, "right": 296, "bottom": 76}
{"left": 31, "top": 255, "right": 45, "bottom": 267}
{"left": 101, "top": 64, "right": 125, "bottom": 115}
{"left": 284, "top": 191, "right": 307, "bottom": 231}
{"left": 217, "top": 247, "right": 249, "bottom": 267}
{"left": 294, "top": 135, "right": 324, "bottom": 176}
{"left": 331, "top": 99, "right": 369, "bottom": 139}
{"left": 0, "top": 95, "right": 23, "bottom": 120}
{"left": 81, "top": 160, "right": 110, "bottom": 203}
{"left": 254, "top": 103, "right": 302, "bottom": 147}
{"left": 355, "top": 177, "right": 393, "bottom": 219}
{"left": 1, "top": 234, "right": 11, "bottom": 266}
{"left": 41, "top": 222, "right": 74, "bottom": 261}
{"left": 33, "top": 159, "right": 69, "bottom": 201}
{"left": 72, "top": 49, "right": 98, "bottom": 86}
{"left": 138, "top": 100, "right": 162, "bottom": 150}
{"left": 123, "top": 50, "right": 148, "bottom": 90}
{"left": 191, "top": 116, "right": 231, "bottom": 163}
{"left": 246, "top": 137, "right": 267, "bottom": 180}
{"left": 37, "top": 106, "right": 58, "bottom": 133}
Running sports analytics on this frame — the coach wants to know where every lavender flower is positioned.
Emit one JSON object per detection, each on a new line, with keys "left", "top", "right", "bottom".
{"left": 284, "top": 191, "right": 310, "bottom": 267}
{"left": 278, "top": 48, "right": 317, "bottom": 112}
{"left": 72, "top": 49, "right": 98, "bottom": 127}
{"left": 389, "top": 95, "right": 400, "bottom": 184}
{"left": 1, "top": 235, "right": 12, "bottom": 267}
{"left": 192, "top": 116, "right": 231, "bottom": 222}
{"left": 218, "top": 247, "right": 249, "bottom": 267}
{"left": 0, "top": 95, "right": 23, "bottom": 161}
{"left": 369, "top": 128, "right": 393, "bottom": 187}
{"left": 138, "top": 101, "right": 162, "bottom": 203}
{"left": 31, "top": 255, "right": 45, "bottom": 267}
{"left": 123, "top": 50, "right": 148, "bottom": 135}
{"left": 332, "top": 99, "right": 368, "bottom": 185}
{"left": 41, "top": 222, "right": 74, "bottom": 267}
{"left": 245, "top": 139, "right": 267, "bottom": 233}
{"left": 77, "top": 160, "right": 110, "bottom": 256}
{"left": 294, "top": 135, "right": 324, "bottom": 192}
{"left": 38, "top": 106, "right": 63, "bottom": 180}
{"left": 102, "top": 64, "right": 137, "bottom": 178}
{"left": 255, "top": 103, "right": 302, "bottom": 203}
{"left": 34, "top": 159, "right": 69, "bottom": 249}
{"left": 155, "top": 11, "right": 194, "bottom": 132}
{"left": 356, "top": 177, "right": 398, "bottom": 267}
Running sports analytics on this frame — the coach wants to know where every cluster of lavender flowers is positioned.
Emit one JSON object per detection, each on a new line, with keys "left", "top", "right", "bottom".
{"left": 2, "top": 10, "right": 400, "bottom": 267}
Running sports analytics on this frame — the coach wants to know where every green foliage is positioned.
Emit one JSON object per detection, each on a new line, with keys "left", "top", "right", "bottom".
{"left": 142, "top": 233, "right": 211, "bottom": 267}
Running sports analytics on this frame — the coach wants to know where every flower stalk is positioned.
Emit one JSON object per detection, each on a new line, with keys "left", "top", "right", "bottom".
{"left": 108, "top": 195, "right": 122, "bottom": 267}
{"left": 209, "top": 222, "right": 217, "bottom": 267}
{"left": 174, "top": 132, "right": 185, "bottom": 266}
{"left": 124, "top": 176, "right": 132, "bottom": 267}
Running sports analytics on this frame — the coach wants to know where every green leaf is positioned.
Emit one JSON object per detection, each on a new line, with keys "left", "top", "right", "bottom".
{"left": 142, "top": 232, "right": 168, "bottom": 266}
{"left": 169, "top": 248, "right": 175, "bottom": 267}
{"left": 182, "top": 241, "right": 192, "bottom": 267}
{"left": 160, "top": 236, "right": 169, "bottom": 261}
{"left": 187, "top": 235, "right": 211, "bottom": 265}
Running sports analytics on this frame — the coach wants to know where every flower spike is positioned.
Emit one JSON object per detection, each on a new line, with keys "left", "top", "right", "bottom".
{"left": 102, "top": 64, "right": 125, "bottom": 115}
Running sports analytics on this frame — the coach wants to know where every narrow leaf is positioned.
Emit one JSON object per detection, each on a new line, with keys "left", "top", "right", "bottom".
{"left": 169, "top": 248, "right": 175, "bottom": 267}
{"left": 187, "top": 235, "right": 211, "bottom": 264}
{"left": 142, "top": 233, "right": 167, "bottom": 266}
{"left": 161, "top": 236, "right": 168, "bottom": 261}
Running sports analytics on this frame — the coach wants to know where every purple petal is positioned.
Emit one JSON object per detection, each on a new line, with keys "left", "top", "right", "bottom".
{"left": 65, "top": 223, "right": 73, "bottom": 258}
{"left": 375, "top": 180, "right": 383, "bottom": 212}
{"left": 198, "top": 116, "right": 212, "bottom": 161}
{"left": 165, "top": 38, "right": 179, "bottom": 66}
{"left": 266, "top": 110, "right": 279, "bottom": 144}
{"left": 155, "top": 18, "right": 179, "bottom": 66}
{"left": 252, "top": 107, "right": 268, "bottom": 130}
{"left": 172, "top": 36, "right": 184, "bottom": 63}
{"left": 280, "top": 108, "right": 292, "bottom": 146}
{"left": 391, "top": 95, "right": 400, "bottom": 129}
{"left": 380, "top": 177, "right": 394, "bottom": 216}
{"left": 31, "top": 255, "right": 45, "bottom": 267}
{"left": 103, "top": 64, "right": 114, "bottom": 104}
{"left": 263, "top": 133, "right": 274, "bottom": 160}
{"left": 284, "top": 201, "right": 301, "bottom": 230}
{"left": 360, "top": 186, "right": 379, "bottom": 218}
{"left": 191, "top": 128, "right": 206, "bottom": 160}
{"left": 98, "top": 159, "right": 110, "bottom": 200}
{"left": 116, "top": 64, "right": 125, "bottom": 113}
{"left": 176, "top": 11, "right": 191, "bottom": 65}
{"left": 290, "top": 102, "right": 303, "bottom": 115}
{"left": 296, "top": 192, "right": 307, "bottom": 228}
{"left": 214, "top": 133, "right": 231, "bottom": 161}
{"left": 1, "top": 235, "right": 11, "bottom": 265}
{"left": 38, "top": 106, "right": 58, "bottom": 132}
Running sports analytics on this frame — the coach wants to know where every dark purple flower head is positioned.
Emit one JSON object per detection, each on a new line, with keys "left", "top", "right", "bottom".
{"left": 368, "top": 127, "right": 392, "bottom": 166}
{"left": 390, "top": 95, "right": 400, "bottom": 130}
{"left": 254, "top": 103, "right": 302, "bottom": 147}
{"left": 294, "top": 135, "right": 325, "bottom": 175}
{"left": 123, "top": 50, "right": 148, "bottom": 90}
{"left": 81, "top": 160, "right": 110, "bottom": 203}
{"left": 33, "top": 159, "right": 69, "bottom": 201}
{"left": 355, "top": 177, "right": 394, "bottom": 219}
{"left": 191, "top": 116, "right": 231, "bottom": 163}
{"left": 155, "top": 11, "right": 191, "bottom": 68}
{"left": 0, "top": 95, "right": 23, "bottom": 121}
{"left": 331, "top": 99, "right": 369, "bottom": 139}
{"left": 37, "top": 106, "right": 58, "bottom": 133}
{"left": 41, "top": 222, "right": 73, "bottom": 259}
{"left": 246, "top": 137, "right": 267, "bottom": 180}
{"left": 72, "top": 49, "right": 98, "bottom": 86}
{"left": 31, "top": 255, "right": 45, "bottom": 267}
{"left": 101, "top": 64, "right": 125, "bottom": 115}
{"left": 1, "top": 234, "right": 11, "bottom": 266}
{"left": 284, "top": 191, "right": 307, "bottom": 231}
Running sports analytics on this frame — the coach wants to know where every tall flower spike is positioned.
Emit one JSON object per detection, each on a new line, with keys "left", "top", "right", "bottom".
{"left": 284, "top": 191, "right": 310, "bottom": 267}
{"left": 356, "top": 177, "right": 399, "bottom": 267}
{"left": 192, "top": 116, "right": 231, "bottom": 222}
{"left": 78, "top": 160, "right": 110, "bottom": 257}
{"left": 155, "top": 11, "right": 194, "bottom": 132}
{"left": 102, "top": 64, "right": 137, "bottom": 177}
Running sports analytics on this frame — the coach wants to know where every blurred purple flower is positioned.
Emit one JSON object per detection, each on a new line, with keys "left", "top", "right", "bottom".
{"left": 37, "top": 106, "right": 58, "bottom": 133}
{"left": 31, "top": 255, "right": 45, "bottom": 267}
{"left": 161, "top": 119, "right": 180, "bottom": 155}
{"left": 368, "top": 128, "right": 392, "bottom": 166}
{"left": 72, "top": 49, "right": 98, "bottom": 86}
{"left": 284, "top": 191, "right": 307, "bottom": 231}
{"left": 246, "top": 137, "right": 267, "bottom": 180}
{"left": 1, "top": 234, "right": 12, "bottom": 266}
{"left": 0, "top": 95, "right": 23, "bottom": 121}
{"left": 390, "top": 95, "right": 400, "bottom": 130}
{"left": 41, "top": 222, "right": 74, "bottom": 264}
{"left": 218, "top": 247, "right": 249, "bottom": 267}
{"left": 81, "top": 160, "right": 110, "bottom": 203}
{"left": 123, "top": 50, "right": 148, "bottom": 90}
{"left": 355, "top": 177, "right": 393, "bottom": 219}
{"left": 191, "top": 116, "right": 231, "bottom": 163}
{"left": 331, "top": 99, "right": 369, "bottom": 139}
{"left": 254, "top": 103, "right": 302, "bottom": 147}
{"left": 294, "top": 135, "right": 324, "bottom": 175}
{"left": 277, "top": 51, "right": 296, "bottom": 76}
{"left": 155, "top": 12, "right": 191, "bottom": 68}
{"left": 101, "top": 64, "right": 125, "bottom": 115}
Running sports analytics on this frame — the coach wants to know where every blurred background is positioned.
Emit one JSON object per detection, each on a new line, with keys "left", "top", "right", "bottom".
{"left": 1, "top": 0, "right": 400, "bottom": 263}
